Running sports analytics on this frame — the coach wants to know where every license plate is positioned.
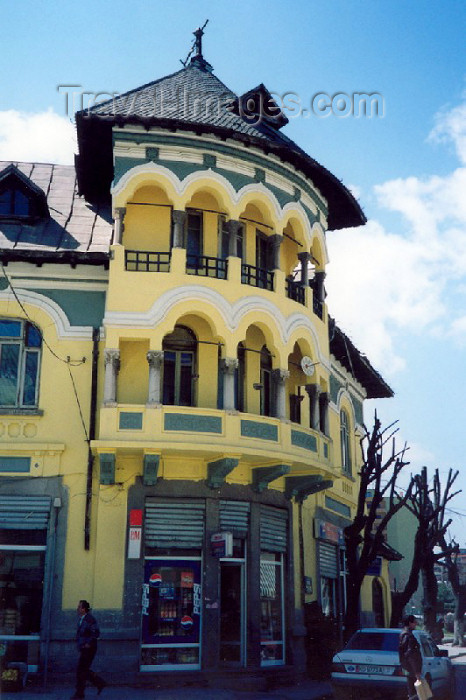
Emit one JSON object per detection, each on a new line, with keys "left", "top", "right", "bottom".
{"left": 345, "top": 664, "right": 391, "bottom": 674}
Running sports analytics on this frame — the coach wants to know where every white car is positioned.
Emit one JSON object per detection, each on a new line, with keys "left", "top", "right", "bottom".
{"left": 331, "top": 628, "right": 453, "bottom": 699}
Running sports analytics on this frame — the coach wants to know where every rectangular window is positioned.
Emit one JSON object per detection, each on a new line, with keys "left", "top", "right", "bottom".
{"left": 0, "top": 320, "right": 41, "bottom": 409}
{"left": 260, "top": 553, "right": 285, "bottom": 666}
{"left": 141, "top": 558, "right": 202, "bottom": 671}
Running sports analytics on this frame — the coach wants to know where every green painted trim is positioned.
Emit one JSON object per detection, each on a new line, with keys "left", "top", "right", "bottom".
{"left": 164, "top": 413, "right": 222, "bottom": 434}
{"left": 207, "top": 457, "right": 238, "bottom": 488}
{"left": 240, "top": 419, "right": 278, "bottom": 441}
{"left": 291, "top": 429, "right": 317, "bottom": 452}
{"left": 146, "top": 147, "right": 159, "bottom": 161}
{"left": 99, "top": 454, "right": 116, "bottom": 485}
{"left": 325, "top": 495, "right": 351, "bottom": 518}
{"left": 203, "top": 153, "right": 216, "bottom": 168}
{"left": 323, "top": 442, "right": 329, "bottom": 459}
{"left": 113, "top": 131, "right": 328, "bottom": 217}
{"left": 30, "top": 289, "right": 106, "bottom": 327}
{"left": 330, "top": 374, "right": 344, "bottom": 404}
{"left": 353, "top": 397, "right": 364, "bottom": 426}
{"left": 119, "top": 412, "right": 143, "bottom": 430}
{"left": 143, "top": 454, "right": 160, "bottom": 485}
{"left": 0, "top": 456, "right": 31, "bottom": 473}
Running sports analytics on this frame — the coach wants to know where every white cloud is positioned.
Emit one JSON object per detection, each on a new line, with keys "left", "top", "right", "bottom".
{"left": 326, "top": 97, "right": 466, "bottom": 376}
{"left": 0, "top": 109, "right": 76, "bottom": 165}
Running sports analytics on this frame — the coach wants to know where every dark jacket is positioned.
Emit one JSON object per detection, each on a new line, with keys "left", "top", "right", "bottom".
{"left": 399, "top": 629, "right": 422, "bottom": 675}
{"left": 76, "top": 612, "right": 100, "bottom": 651}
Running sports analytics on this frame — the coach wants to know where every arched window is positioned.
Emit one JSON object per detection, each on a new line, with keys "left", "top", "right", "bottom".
{"left": 340, "top": 409, "right": 352, "bottom": 476}
{"left": 260, "top": 346, "right": 272, "bottom": 417}
{"left": 0, "top": 318, "right": 42, "bottom": 408}
{"left": 162, "top": 325, "right": 197, "bottom": 406}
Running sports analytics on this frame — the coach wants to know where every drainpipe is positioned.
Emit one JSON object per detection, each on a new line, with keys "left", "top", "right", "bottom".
{"left": 85, "top": 328, "right": 100, "bottom": 550}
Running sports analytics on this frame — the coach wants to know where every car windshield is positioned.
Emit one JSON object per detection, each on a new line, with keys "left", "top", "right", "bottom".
{"left": 345, "top": 632, "right": 400, "bottom": 652}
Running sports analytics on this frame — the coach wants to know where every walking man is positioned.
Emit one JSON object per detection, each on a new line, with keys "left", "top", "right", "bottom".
{"left": 399, "top": 614, "right": 423, "bottom": 700}
{"left": 71, "top": 600, "right": 106, "bottom": 699}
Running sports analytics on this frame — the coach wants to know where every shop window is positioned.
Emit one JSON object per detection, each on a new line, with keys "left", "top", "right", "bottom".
{"left": 340, "top": 409, "right": 352, "bottom": 476}
{"left": 141, "top": 558, "right": 202, "bottom": 670}
{"left": 260, "top": 552, "right": 285, "bottom": 666}
{"left": 260, "top": 346, "right": 272, "bottom": 417}
{"left": 162, "top": 326, "right": 197, "bottom": 406}
{"left": 0, "top": 319, "right": 42, "bottom": 409}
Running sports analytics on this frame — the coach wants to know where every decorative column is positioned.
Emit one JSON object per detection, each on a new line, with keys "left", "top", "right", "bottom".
{"left": 298, "top": 251, "right": 311, "bottom": 286}
{"left": 220, "top": 357, "right": 238, "bottom": 411}
{"left": 269, "top": 234, "right": 283, "bottom": 270}
{"left": 113, "top": 207, "right": 126, "bottom": 244}
{"left": 320, "top": 391, "right": 330, "bottom": 436}
{"left": 147, "top": 351, "right": 164, "bottom": 405}
{"left": 226, "top": 219, "right": 242, "bottom": 257}
{"left": 172, "top": 210, "right": 187, "bottom": 248}
{"left": 305, "top": 384, "right": 321, "bottom": 431}
{"left": 272, "top": 368, "right": 289, "bottom": 420}
{"left": 314, "top": 270, "right": 327, "bottom": 302}
{"left": 103, "top": 349, "right": 120, "bottom": 405}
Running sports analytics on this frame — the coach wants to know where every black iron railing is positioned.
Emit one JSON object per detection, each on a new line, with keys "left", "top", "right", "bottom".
{"left": 313, "top": 296, "right": 324, "bottom": 319}
{"left": 125, "top": 250, "right": 171, "bottom": 272}
{"left": 241, "top": 264, "right": 274, "bottom": 291}
{"left": 186, "top": 255, "right": 228, "bottom": 279}
{"left": 286, "top": 278, "right": 305, "bottom": 305}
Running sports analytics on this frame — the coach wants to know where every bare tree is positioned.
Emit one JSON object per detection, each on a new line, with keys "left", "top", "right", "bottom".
{"left": 390, "top": 467, "right": 460, "bottom": 638}
{"left": 439, "top": 536, "right": 466, "bottom": 645}
{"left": 344, "top": 415, "right": 412, "bottom": 637}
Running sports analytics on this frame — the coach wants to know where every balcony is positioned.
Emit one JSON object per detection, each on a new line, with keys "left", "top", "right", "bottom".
{"left": 286, "top": 278, "right": 305, "bottom": 305}
{"left": 125, "top": 250, "right": 171, "bottom": 272}
{"left": 94, "top": 404, "right": 333, "bottom": 476}
{"left": 241, "top": 264, "right": 274, "bottom": 291}
{"left": 186, "top": 255, "right": 228, "bottom": 280}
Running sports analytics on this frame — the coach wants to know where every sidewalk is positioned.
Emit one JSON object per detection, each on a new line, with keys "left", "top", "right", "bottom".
{"left": 1, "top": 678, "right": 333, "bottom": 700}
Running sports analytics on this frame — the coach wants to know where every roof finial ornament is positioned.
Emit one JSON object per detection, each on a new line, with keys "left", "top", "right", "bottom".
{"left": 180, "top": 20, "right": 213, "bottom": 72}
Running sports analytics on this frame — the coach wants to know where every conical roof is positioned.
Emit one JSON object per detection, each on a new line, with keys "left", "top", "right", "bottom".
{"left": 76, "top": 60, "right": 365, "bottom": 229}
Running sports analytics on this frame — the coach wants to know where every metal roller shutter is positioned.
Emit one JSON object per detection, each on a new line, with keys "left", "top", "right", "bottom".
{"left": 219, "top": 500, "right": 250, "bottom": 538}
{"left": 0, "top": 495, "right": 51, "bottom": 530}
{"left": 319, "top": 541, "right": 338, "bottom": 578}
{"left": 260, "top": 505, "right": 288, "bottom": 553}
{"left": 145, "top": 500, "right": 205, "bottom": 549}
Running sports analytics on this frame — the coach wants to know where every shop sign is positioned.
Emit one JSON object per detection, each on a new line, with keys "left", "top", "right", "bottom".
{"left": 128, "top": 527, "right": 142, "bottom": 559}
{"left": 210, "top": 531, "right": 233, "bottom": 558}
{"left": 314, "top": 519, "right": 345, "bottom": 545}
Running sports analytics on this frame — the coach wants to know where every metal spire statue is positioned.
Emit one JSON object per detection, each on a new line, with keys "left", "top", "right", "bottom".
{"left": 181, "top": 20, "right": 213, "bottom": 71}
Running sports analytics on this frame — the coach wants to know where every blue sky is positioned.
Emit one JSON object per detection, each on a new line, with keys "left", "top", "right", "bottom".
{"left": 2, "top": 1, "right": 466, "bottom": 537}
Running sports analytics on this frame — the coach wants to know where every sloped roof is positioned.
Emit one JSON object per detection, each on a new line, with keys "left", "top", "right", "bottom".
{"left": 0, "top": 162, "right": 112, "bottom": 263}
{"left": 76, "top": 62, "right": 365, "bottom": 230}
{"left": 329, "top": 319, "right": 393, "bottom": 399}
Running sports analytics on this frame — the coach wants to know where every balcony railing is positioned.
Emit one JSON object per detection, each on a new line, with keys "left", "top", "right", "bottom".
{"left": 125, "top": 250, "right": 171, "bottom": 272}
{"left": 286, "top": 278, "right": 305, "bottom": 305}
{"left": 186, "top": 255, "right": 228, "bottom": 279}
{"left": 313, "top": 296, "right": 324, "bottom": 319}
{"left": 241, "top": 264, "right": 274, "bottom": 291}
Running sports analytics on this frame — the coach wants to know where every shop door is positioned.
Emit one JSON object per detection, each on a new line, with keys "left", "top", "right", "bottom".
{"left": 219, "top": 561, "right": 245, "bottom": 666}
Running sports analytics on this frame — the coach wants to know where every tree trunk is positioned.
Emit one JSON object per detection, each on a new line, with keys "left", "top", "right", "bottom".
{"left": 422, "top": 563, "right": 441, "bottom": 642}
{"left": 452, "top": 586, "right": 466, "bottom": 645}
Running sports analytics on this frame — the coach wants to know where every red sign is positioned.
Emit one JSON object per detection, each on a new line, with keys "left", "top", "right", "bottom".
{"left": 130, "top": 509, "right": 143, "bottom": 527}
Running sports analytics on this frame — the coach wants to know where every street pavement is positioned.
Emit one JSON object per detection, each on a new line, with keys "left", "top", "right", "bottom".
{"left": 3, "top": 642, "right": 466, "bottom": 700}
{"left": 0, "top": 677, "right": 333, "bottom": 700}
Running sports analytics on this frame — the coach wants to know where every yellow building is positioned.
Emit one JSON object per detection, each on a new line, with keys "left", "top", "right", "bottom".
{"left": 0, "top": 33, "right": 392, "bottom": 688}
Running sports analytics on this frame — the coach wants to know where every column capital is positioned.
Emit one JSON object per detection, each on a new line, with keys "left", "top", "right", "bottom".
{"left": 305, "top": 383, "right": 321, "bottom": 398}
{"left": 172, "top": 209, "right": 187, "bottom": 226}
{"left": 272, "top": 368, "right": 289, "bottom": 385}
{"left": 114, "top": 206, "right": 126, "bottom": 219}
{"left": 104, "top": 349, "right": 120, "bottom": 370}
{"left": 221, "top": 357, "right": 238, "bottom": 375}
{"left": 147, "top": 350, "right": 164, "bottom": 369}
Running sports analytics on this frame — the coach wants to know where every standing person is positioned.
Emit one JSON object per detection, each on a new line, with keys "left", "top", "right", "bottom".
{"left": 399, "top": 614, "right": 423, "bottom": 700}
{"left": 71, "top": 600, "right": 106, "bottom": 699}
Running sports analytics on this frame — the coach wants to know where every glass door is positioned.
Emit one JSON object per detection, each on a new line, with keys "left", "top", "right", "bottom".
{"left": 219, "top": 561, "right": 246, "bottom": 666}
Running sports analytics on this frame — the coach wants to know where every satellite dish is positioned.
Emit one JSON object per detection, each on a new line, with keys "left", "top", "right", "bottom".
{"left": 301, "top": 356, "right": 315, "bottom": 377}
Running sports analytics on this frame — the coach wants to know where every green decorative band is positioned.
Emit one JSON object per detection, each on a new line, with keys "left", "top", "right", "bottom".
{"left": 29, "top": 289, "right": 106, "bottom": 327}
{"left": 353, "top": 398, "right": 363, "bottom": 426}
{"left": 325, "top": 495, "right": 351, "bottom": 518}
{"left": 330, "top": 374, "right": 344, "bottom": 404}
{"left": 146, "top": 147, "right": 159, "bottom": 161}
{"left": 203, "top": 153, "right": 216, "bottom": 168}
{"left": 164, "top": 413, "right": 222, "bottom": 434}
{"left": 119, "top": 412, "right": 143, "bottom": 430}
{"left": 113, "top": 131, "right": 328, "bottom": 217}
{"left": 0, "top": 456, "right": 31, "bottom": 473}
{"left": 241, "top": 420, "right": 278, "bottom": 441}
{"left": 291, "top": 429, "right": 317, "bottom": 452}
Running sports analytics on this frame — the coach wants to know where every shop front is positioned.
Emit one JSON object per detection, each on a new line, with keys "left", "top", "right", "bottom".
{"left": 127, "top": 486, "right": 292, "bottom": 677}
